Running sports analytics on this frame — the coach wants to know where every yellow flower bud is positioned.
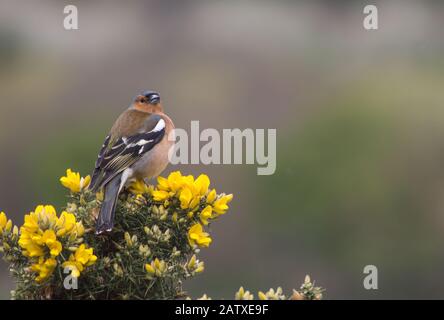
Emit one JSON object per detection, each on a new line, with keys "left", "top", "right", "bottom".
{"left": 124, "top": 232, "right": 132, "bottom": 247}
{"left": 96, "top": 191, "right": 104, "bottom": 202}
{"left": 5, "top": 220, "right": 12, "bottom": 232}
{"left": 188, "top": 255, "right": 197, "bottom": 269}
{"left": 113, "top": 263, "right": 123, "bottom": 276}
{"left": 206, "top": 189, "right": 217, "bottom": 204}
{"left": 139, "top": 244, "right": 151, "bottom": 257}
{"left": 258, "top": 291, "right": 267, "bottom": 300}
{"left": 195, "top": 265, "right": 204, "bottom": 273}
{"left": 152, "top": 225, "right": 160, "bottom": 234}
{"left": 235, "top": 287, "right": 253, "bottom": 300}
{"left": 145, "top": 263, "right": 155, "bottom": 275}
{"left": 171, "top": 247, "right": 181, "bottom": 257}
{"left": 0, "top": 212, "right": 8, "bottom": 231}
{"left": 154, "top": 258, "right": 161, "bottom": 270}
{"left": 134, "top": 194, "right": 146, "bottom": 206}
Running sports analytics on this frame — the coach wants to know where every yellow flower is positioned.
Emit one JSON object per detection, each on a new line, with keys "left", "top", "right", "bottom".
{"left": 74, "top": 244, "right": 97, "bottom": 266}
{"left": 157, "top": 176, "right": 170, "bottom": 191}
{"left": 235, "top": 287, "right": 254, "bottom": 300}
{"left": 195, "top": 264, "right": 205, "bottom": 273}
{"left": 15, "top": 204, "right": 94, "bottom": 283}
{"left": 60, "top": 169, "right": 91, "bottom": 193}
{"left": 258, "top": 291, "right": 267, "bottom": 300}
{"left": 152, "top": 190, "right": 169, "bottom": 202}
{"left": 62, "top": 260, "right": 83, "bottom": 278}
{"left": 187, "top": 254, "right": 197, "bottom": 269}
{"left": 36, "top": 205, "right": 58, "bottom": 224}
{"left": 22, "top": 205, "right": 57, "bottom": 234}
{"left": 153, "top": 172, "right": 216, "bottom": 213}
{"left": 55, "top": 211, "right": 76, "bottom": 237}
{"left": 199, "top": 205, "right": 213, "bottom": 225}
{"left": 181, "top": 174, "right": 210, "bottom": 209}
{"left": 179, "top": 187, "right": 193, "bottom": 209}
{"left": 257, "top": 287, "right": 286, "bottom": 300}
{"left": 18, "top": 231, "right": 44, "bottom": 257}
{"left": 129, "top": 179, "right": 152, "bottom": 195}
{"left": 193, "top": 174, "right": 210, "bottom": 196}
{"left": 62, "top": 244, "right": 97, "bottom": 278}
{"left": 41, "top": 230, "right": 62, "bottom": 257}
{"left": 206, "top": 189, "right": 217, "bottom": 204}
{"left": 74, "top": 221, "right": 85, "bottom": 237}
{"left": 0, "top": 212, "right": 7, "bottom": 229}
{"left": 212, "top": 194, "right": 233, "bottom": 215}
{"left": 19, "top": 205, "right": 84, "bottom": 260}
{"left": 0, "top": 212, "right": 12, "bottom": 235}
{"left": 5, "top": 220, "right": 12, "bottom": 232}
{"left": 20, "top": 229, "right": 62, "bottom": 257}
{"left": 31, "top": 257, "right": 57, "bottom": 283}
{"left": 22, "top": 214, "right": 38, "bottom": 234}
{"left": 145, "top": 258, "right": 166, "bottom": 277}
{"left": 62, "top": 255, "right": 84, "bottom": 278}
{"left": 156, "top": 171, "right": 192, "bottom": 194}
{"left": 145, "top": 263, "right": 155, "bottom": 275}
{"left": 155, "top": 171, "right": 186, "bottom": 193}
{"left": 167, "top": 171, "right": 186, "bottom": 192}
{"left": 154, "top": 258, "right": 165, "bottom": 271}
{"left": 187, "top": 255, "right": 205, "bottom": 274}
{"left": 188, "top": 223, "right": 212, "bottom": 248}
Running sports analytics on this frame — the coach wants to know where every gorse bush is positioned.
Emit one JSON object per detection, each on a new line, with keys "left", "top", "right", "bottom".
{"left": 0, "top": 169, "right": 323, "bottom": 300}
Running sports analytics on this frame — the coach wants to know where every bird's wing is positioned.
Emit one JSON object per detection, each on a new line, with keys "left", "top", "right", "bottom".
{"left": 89, "top": 114, "right": 166, "bottom": 191}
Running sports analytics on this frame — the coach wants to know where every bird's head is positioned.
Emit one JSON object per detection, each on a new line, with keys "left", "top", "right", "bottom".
{"left": 132, "top": 90, "right": 163, "bottom": 113}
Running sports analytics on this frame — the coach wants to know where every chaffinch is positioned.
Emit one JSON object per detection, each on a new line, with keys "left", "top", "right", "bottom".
{"left": 89, "top": 90, "right": 175, "bottom": 234}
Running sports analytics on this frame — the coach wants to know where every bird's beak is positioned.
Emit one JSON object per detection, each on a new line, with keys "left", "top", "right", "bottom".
{"left": 149, "top": 94, "right": 160, "bottom": 104}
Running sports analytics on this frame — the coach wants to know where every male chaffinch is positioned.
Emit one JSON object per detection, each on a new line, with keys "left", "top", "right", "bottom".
{"left": 89, "top": 90, "right": 175, "bottom": 234}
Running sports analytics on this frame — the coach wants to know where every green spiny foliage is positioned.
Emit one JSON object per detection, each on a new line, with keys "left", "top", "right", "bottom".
{"left": 0, "top": 169, "right": 324, "bottom": 300}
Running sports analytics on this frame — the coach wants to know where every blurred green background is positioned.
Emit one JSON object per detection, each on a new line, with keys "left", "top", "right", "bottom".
{"left": 1, "top": 0, "right": 444, "bottom": 299}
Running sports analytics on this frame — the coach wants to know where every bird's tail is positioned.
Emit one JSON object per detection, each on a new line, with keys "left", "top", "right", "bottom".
{"left": 95, "top": 174, "right": 122, "bottom": 235}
